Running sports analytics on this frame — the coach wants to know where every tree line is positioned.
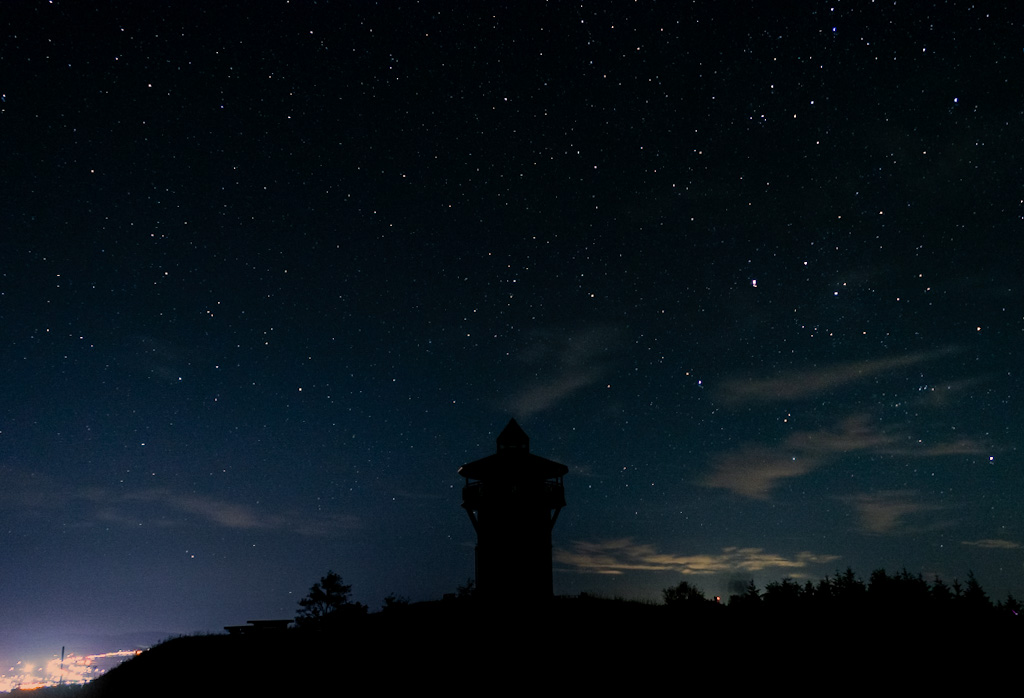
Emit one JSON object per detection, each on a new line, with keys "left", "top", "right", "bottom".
{"left": 665, "top": 567, "right": 1021, "bottom": 619}
{"left": 292, "top": 565, "right": 1019, "bottom": 630}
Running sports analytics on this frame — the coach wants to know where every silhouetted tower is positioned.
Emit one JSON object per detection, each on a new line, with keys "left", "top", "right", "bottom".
{"left": 459, "top": 419, "right": 568, "bottom": 601}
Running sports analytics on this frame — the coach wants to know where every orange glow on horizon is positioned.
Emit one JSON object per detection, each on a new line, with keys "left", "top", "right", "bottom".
{"left": 0, "top": 649, "right": 142, "bottom": 692}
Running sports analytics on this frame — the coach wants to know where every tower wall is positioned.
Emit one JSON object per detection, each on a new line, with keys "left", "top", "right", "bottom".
{"left": 459, "top": 420, "right": 567, "bottom": 602}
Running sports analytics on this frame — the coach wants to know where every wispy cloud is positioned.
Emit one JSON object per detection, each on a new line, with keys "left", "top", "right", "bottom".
{"left": 882, "top": 440, "right": 989, "bottom": 457}
{"left": 172, "top": 494, "right": 271, "bottom": 529}
{"left": 702, "top": 414, "right": 987, "bottom": 500}
{"left": 505, "top": 372, "right": 600, "bottom": 417}
{"left": 555, "top": 538, "right": 839, "bottom": 576}
{"left": 79, "top": 487, "right": 360, "bottom": 536}
{"left": 0, "top": 468, "right": 361, "bottom": 537}
{"left": 918, "top": 377, "right": 990, "bottom": 408}
{"left": 715, "top": 349, "right": 958, "bottom": 406}
{"left": 702, "top": 447, "right": 822, "bottom": 501}
{"left": 962, "top": 539, "right": 1022, "bottom": 550}
{"left": 841, "top": 491, "right": 943, "bottom": 535}
{"left": 700, "top": 415, "right": 888, "bottom": 500}
{"left": 786, "top": 414, "right": 902, "bottom": 455}
{"left": 503, "top": 325, "right": 620, "bottom": 417}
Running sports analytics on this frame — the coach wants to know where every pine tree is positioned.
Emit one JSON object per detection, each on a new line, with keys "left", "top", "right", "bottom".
{"left": 663, "top": 579, "right": 707, "bottom": 605}
{"left": 296, "top": 570, "right": 366, "bottom": 627}
{"left": 962, "top": 570, "right": 992, "bottom": 609}
{"left": 930, "top": 575, "right": 953, "bottom": 605}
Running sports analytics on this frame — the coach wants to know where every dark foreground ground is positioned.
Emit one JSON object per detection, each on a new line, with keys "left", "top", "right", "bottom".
{"left": 16, "top": 596, "right": 1021, "bottom": 696}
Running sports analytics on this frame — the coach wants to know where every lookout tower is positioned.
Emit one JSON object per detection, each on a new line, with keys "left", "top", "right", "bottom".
{"left": 459, "top": 419, "right": 568, "bottom": 601}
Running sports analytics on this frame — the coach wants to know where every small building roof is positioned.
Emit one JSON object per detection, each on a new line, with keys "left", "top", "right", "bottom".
{"left": 458, "top": 419, "right": 568, "bottom": 481}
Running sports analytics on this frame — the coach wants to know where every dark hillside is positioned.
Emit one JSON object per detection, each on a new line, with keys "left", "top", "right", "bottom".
{"left": 77, "top": 596, "right": 1020, "bottom": 696}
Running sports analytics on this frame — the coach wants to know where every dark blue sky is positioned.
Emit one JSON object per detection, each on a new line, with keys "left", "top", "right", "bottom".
{"left": 2, "top": 0, "right": 1021, "bottom": 680}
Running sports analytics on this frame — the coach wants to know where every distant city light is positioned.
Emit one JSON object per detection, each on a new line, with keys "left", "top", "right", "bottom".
{"left": 0, "top": 649, "right": 141, "bottom": 692}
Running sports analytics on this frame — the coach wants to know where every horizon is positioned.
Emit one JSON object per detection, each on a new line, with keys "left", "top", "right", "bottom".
{"left": 1, "top": 648, "right": 142, "bottom": 693}
{"left": 2, "top": 560, "right": 1015, "bottom": 691}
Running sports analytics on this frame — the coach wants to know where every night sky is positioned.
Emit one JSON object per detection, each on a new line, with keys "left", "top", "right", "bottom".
{"left": 2, "top": 0, "right": 1022, "bottom": 682}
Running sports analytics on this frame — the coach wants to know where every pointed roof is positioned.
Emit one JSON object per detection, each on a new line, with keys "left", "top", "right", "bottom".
{"left": 458, "top": 419, "right": 568, "bottom": 481}
{"left": 496, "top": 418, "right": 529, "bottom": 452}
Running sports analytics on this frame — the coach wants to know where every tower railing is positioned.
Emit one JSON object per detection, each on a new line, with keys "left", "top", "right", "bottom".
{"left": 462, "top": 479, "right": 565, "bottom": 510}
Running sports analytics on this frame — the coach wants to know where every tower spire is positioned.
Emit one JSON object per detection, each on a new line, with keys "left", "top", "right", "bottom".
{"left": 496, "top": 418, "right": 529, "bottom": 452}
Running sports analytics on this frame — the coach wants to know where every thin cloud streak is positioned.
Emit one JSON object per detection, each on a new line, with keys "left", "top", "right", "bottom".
{"left": 555, "top": 538, "right": 840, "bottom": 576}
{"left": 1, "top": 469, "right": 361, "bottom": 537}
{"left": 506, "top": 372, "right": 600, "bottom": 417}
{"left": 702, "top": 414, "right": 987, "bottom": 500}
{"left": 80, "top": 487, "right": 360, "bottom": 536}
{"left": 703, "top": 448, "right": 821, "bottom": 501}
{"left": 962, "top": 539, "right": 1022, "bottom": 550}
{"left": 715, "top": 349, "right": 958, "bottom": 406}
{"left": 504, "top": 325, "right": 619, "bottom": 417}
{"left": 841, "top": 491, "right": 943, "bottom": 535}
{"left": 882, "top": 440, "right": 989, "bottom": 457}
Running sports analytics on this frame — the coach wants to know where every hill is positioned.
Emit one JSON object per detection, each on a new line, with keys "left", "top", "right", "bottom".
{"left": 18, "top": 595, "right": 1019, "bottom": 696}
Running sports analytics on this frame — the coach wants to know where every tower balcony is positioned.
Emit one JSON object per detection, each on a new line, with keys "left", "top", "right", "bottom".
{"left": 462, "top": 479, "right": 566, "bottom": 511}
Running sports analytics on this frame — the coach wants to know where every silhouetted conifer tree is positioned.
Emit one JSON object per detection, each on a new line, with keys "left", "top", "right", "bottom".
{"left": 962, "top": 571, "right": 992, "bottom": 610}
{"left": 868, "top": 568, "right": 891, "bottom": 598}
{"left": 744, "top": 579, "right": 761, "bottom": 603}
{"left": 762, "top": 578, "right": 802, "bottom": 607}
{"left": 728, "top": 580, "right": 761, "bottom": 610}
{"left": 803, "top": 575, "right": 828, "bottom": 612}
{"left": 834, "top": 567, "right": 866, "bottom": 602}
{"left": 931, "top": 575, "right": 953, "bottom": 605}
{"left": 663, "top": 579, "right": 707, "bottom": 605}
{"left": 896, "top": 568, "right": 930, "bottom": 608}
{"left": 296, "top": 570, "right": 367, "bottom": 628}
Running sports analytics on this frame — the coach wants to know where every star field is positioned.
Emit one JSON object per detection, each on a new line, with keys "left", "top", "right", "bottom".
{"left": 1, "top": 1, "right": 1022, "bottom": 683}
